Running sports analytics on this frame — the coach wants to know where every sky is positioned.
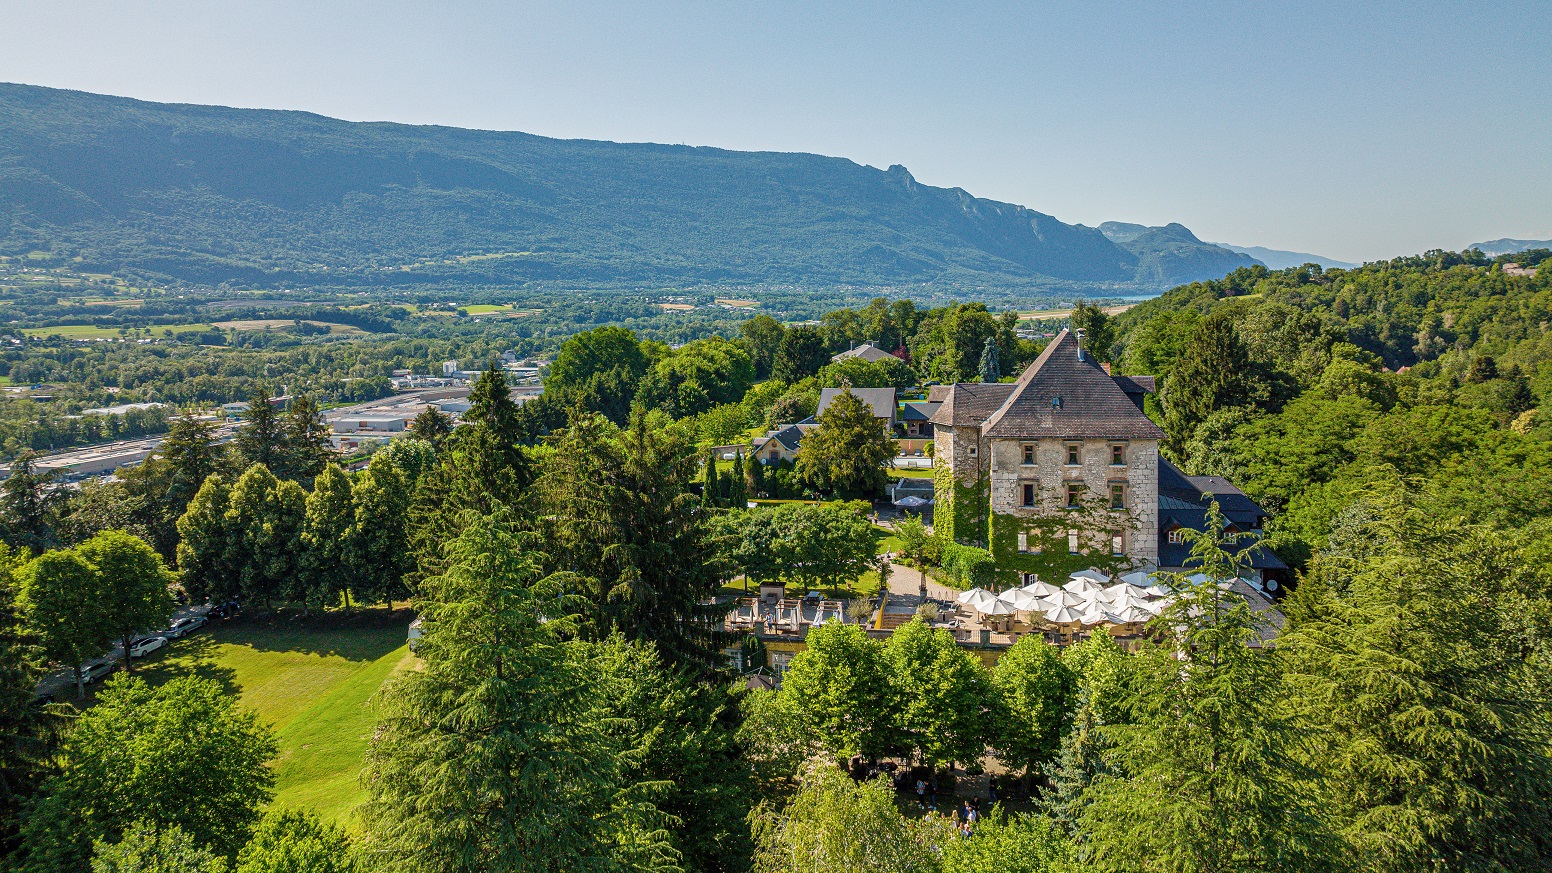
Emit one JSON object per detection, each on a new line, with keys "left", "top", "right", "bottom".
{"left": 0, "top": 1, "right": 1547, "bottom": 264}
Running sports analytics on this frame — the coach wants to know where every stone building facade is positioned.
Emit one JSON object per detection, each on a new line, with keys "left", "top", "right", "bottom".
{"left": 931, "top": 329, "right": 1166, "bottom": 579}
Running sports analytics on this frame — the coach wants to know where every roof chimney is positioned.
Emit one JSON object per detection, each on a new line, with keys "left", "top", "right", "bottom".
{"left": 1074, "top": 327, "right": 1086, "bottom": 362}
{"left": 1101, "top": 362, "right": 1112, "bottom": 375}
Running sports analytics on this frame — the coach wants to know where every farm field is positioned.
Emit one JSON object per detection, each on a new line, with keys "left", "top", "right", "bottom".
{"left": 132, "top": 609, "right": 414, "bottom": 826}
{"left": 21, "top": 323, "right": 212, "bottom": 339}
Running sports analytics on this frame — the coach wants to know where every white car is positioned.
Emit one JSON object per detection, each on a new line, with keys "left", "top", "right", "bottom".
{"left": 129, "top": 637, "right": 167, "bottom": 658}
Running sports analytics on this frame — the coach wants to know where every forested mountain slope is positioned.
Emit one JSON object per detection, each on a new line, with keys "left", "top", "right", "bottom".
{"left": 1108, "top": 248, "right": 1552, "bottom": 565}
{"left": 0, "top": 83, "right": 1242, "bottom": 293}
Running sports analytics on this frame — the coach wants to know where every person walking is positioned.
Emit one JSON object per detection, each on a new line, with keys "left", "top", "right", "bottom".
{"left": 915, "top": 778, "right": 928, "bottom": 809}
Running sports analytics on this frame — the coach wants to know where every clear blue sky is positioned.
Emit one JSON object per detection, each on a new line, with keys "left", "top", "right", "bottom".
{"left": 2, "top": 1, "right": 1547, "bottom": 263}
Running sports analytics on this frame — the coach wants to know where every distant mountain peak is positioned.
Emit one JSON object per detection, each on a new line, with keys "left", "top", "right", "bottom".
{"left": 1468, "top": 237, "right": 1552, "bottom": 257}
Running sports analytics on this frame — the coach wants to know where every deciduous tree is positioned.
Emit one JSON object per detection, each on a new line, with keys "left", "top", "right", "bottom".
{"left": 14, "top": 675, "right": 275, "bottom": 873}
{"left": 795, "top": 388, "right": 896, "bottom": 497}
{"left": 777, "top": 622, "right": 895, "bottom": 761}
{"left": 74, "top": 531, "right": 174, "bottom": 673}
{"left": 15, "top": 548, "right": 109, "bottom": 698}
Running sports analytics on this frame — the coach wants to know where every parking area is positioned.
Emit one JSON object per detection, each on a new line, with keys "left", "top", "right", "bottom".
{"left": 33, "top": 600, "right": 235, "bottom": 701}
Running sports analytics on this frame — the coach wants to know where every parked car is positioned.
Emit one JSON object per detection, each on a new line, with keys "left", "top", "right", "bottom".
{"left": 164, "top": 615, "right": 208, "bottom": 638}
{"left": 129, "top": 637, "right": 167, "bottom": 658}
{"left": 82, "top": 661, "right": 116, "bottom": 684}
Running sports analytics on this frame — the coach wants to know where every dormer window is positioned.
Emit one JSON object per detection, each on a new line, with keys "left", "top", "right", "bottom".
{"left": 1167, "top": 528, "right": 1186, "bottom": 544}
{"left": 1066, "top": 444, "right": 1080, "bottom": 465}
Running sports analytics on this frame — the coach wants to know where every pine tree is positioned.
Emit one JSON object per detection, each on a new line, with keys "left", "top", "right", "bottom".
{"left": 0, "top": 546, "right": 58, "bottom": 854}
{"left": 537, "top": 409, "right": 734, "bottom": 673}
{"left": 359, "top": 509, "right": 677, "bottom": 873}
{"left": 152, "top": 415, "right": 225, "bottom": 556}
{"left": 978, "top": 335, "right": 1000, "bottom": 382}
{"left": 727, "top": 451, "right": 748, "bottom": 509}
{"left": 1041, "top": 690, "right": 1112, "bottom": 833}
{"left": 234, "top": 391, "right": 286, "bottom": 472}
{"left": 1077, "top": 504, "right": 1334, "bottom": 873}
{"left": 1280, "top": 502, "right": 1552, "bottom": 872}
{"left": 1, "top": 453, "right": 63, "bottom": 554}
{"left": 408, "top": 407, "right": 454, "bottom": 449}
{"left": 701, "top": 449, "right": 720, "bottom": 509}
{"left": 281, "top": 394, "right": 334, "bottom": 485}
{"left": 299, "top": 464, "right": 353, "bottom": 610}
{"left": 749, "top": 453, "right": 767, "bottom": 498}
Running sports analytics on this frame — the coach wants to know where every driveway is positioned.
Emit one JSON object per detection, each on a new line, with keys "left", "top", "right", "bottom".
{"left": 34, "top": 602, "right": 215, "bottom": 701}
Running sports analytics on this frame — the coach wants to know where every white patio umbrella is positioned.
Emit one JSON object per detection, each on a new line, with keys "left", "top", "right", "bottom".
{"left": 1044, "top": 605, "right": 1085, "bottom": 624}
{"left": 1021, "top": 580, "right": 1063, "bottom": 597}
{"left": 1183, "top": 572, "right": 1212, "bottom": 586}
{"left": 1070, "top": 568, "right": 1111, "bottom": 585}
{"left": 957, "top": 588, "right": 999, "bottom": 612}
{"left": 1112, "top": 605, "right": 1155, "bottom": 624}
{"left": 1079, "top": 607, "right": 1120, "bottom": 626}
{"left": 894, "top": 495, "right": 930, "bottom": 508}
{"left": 1040, "top": 590, "right": 1085, "bottom": 609}
{"left": 1107, "top": 586, "right": 1153, "bottom": 610}
{"left": 1100, "top": 582, "right": 1136, "bottom": 602}
{"left": 980, "top": 599, "right": 1016, "bottom": 616}
{"left": 1120, "top": 570, "right": 1156, "bottom": 587}
{"left": 1063, "top": 577, "right": 1101, "bottom": 595}
{"left": 1143, "top": 584, "right": 1173, "bottom": 598}
{"left": 998, "top": 588, "right": 1044, "bottom": 610}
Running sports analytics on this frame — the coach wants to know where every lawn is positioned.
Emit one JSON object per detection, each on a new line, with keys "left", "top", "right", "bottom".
{"left": 133, "top": 610, "right": 413, "bottom": 827}
{"left": 461, "top": 303, "right": 512, "bottom": 314}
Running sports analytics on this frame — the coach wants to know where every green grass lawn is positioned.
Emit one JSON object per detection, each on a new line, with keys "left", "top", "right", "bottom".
{"left": 461, "top": 303, "right": 513, "bottom": 314}
{"left": 133, "top": 610, "right": 413, "bottom": 827}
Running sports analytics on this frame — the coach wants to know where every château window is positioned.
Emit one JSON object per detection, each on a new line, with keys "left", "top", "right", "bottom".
{"left": 1017, "top": 531, "right": 1028, "bottom": 552}
{"left": 968, "top": 445, "right": 977, "bottom": 457}
{"left": 1022, "top": 483, "right": 1036, "bottom": 507}
{"left": 1022, "top": 444, "right": 1035, "bottom": 465}
{"left": 1066, "top": 444, "right": 1080, "bottom": 465}
{"left": 1111, "top": 531, "right": 1125, "bottom": 555}
{"left": 1065, "top": 483, "right": 1082, "bottom": 508}
{"left": 1111, "top": 444, "right": 1126, "bottom": 465}
{"left": 1067, "top": 530, "right": 1080, "bottom": 554}
{"left": 1110, "top": 483, "right": 1126, "bottom": 510}
{"left": 1167, "top": 528, "right": 1185, "bottom": 544}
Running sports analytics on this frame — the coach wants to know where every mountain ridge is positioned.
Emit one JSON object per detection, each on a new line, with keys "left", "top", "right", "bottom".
{"left": 0, "top": 82, "right": 1248, "bottom": 294}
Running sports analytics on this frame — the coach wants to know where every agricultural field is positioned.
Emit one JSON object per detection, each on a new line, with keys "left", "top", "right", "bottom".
{"left": 21, "top": 322, "right": 213, "bottom": 339}
{"left": 131, "top": 609, "right": 415, "bottom": 826}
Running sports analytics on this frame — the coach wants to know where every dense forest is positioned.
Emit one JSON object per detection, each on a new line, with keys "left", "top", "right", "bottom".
{"left": 0, "top": 83, "right": 1255, "bottom": 293}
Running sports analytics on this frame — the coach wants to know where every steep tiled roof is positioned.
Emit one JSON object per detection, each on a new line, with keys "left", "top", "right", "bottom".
{"left": 926, "top": 385, "right": 953, "bottom": 403}
{"left": 818, "top": 387, "right": 897, "bottom": 420}
{"left": 980, "top": 330, "right": 1167, "bottom": 440}
{"left": 901, "top": 401, "right": 941, "bottom": 421}
{"left": 1111, "top": 374, "right": 1156, "bottom": 395}
{"left": 830, "top": 343, "right": 894, "bottom": 364}
{"left": 929, "top": 382, "right": 1017, "bottom": 427}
